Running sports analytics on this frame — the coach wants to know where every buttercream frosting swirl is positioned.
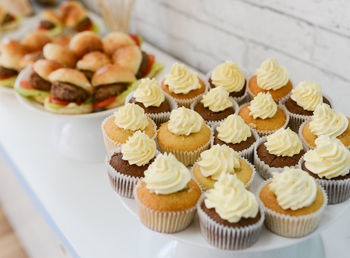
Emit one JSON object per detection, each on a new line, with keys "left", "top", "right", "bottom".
{"left": 114, "top": 103, "right": 149, "bottom": 131}
{"left": 216, "top": 114, "right": 252, "bottom": 144}
{"left": 211, "top": 61, "right": 245, "bottom": 92}
{"left": 200, "top": 87, "right": 233, "bottom": 112}
{"left": 248, "top": 92, "right": 277, "bottom": 119}
{"left": 269, "top": 168, "right": 317, "bottom": 210}
{"left": 291, "top": 81, "right": 323, "bottom": 111}
{"left": 134, "top": 78, "right": 165, "bottom": 107}
{"left": 205, "top": 173, "right": 259, "bottom": 223}
{"left": 265, "top": 128, "right": 303, "bottom": 157}
{"left": 144, "top": 153, "right": 191, "bottom": 194}
{"left": 168, "top": 107, "right": 203, "bottom": 136}
{"left": 121, "top": 131, "right": 156, "bottom": 166}
{"left": 256, "top": 58, "right": 289, "bottom": 90}
{"left": 304, "top": 135, "right": 350, "bottom": 179}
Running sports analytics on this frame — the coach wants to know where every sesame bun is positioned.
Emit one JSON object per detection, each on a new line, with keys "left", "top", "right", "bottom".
{"left": 92, "top": 64, "right": 136, "bottom": 87}
{"left": 20, "top": 51, "right": 43, "bottom": 69}
{"left": 112, "top": 45, "right": 142, "bottom": 74}
{"left": 69, "top": 31, "right": 102, "bottom": 58}
{"left": 52, "top": 34, "right": 72, "bottom": 47}
{"left": 103, "top": 32, "right": 135, "bottom": 56}
{"left": 49, "top": 68, "right": 93, "bottom": 95}
{"left": 41, "top": 10, "right": 62, "bottom": 25}
{"left": 76, "top": 51, "right": 111, "bottom": 72}
{"left": 22, "top": 31, "right": 52, "bottom": 52}
{"left": 0, "top": 39, "right": 27, "bottom": 70}
{"left": 33, "top": 59, "right": 62, "bottom": 81}
{"left": 43, "top": 43, "right": 77, "bottom": 67}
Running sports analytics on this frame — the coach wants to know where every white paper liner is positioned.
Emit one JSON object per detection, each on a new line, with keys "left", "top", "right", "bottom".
{"left": 101, "top": 114, "right": 157, "bottom": 154}
{"left": 298, "top": 119, "right": 314, "bottom": 151}
{"left": 247, "top": 82, "right": 292, "bottom": 104}
{"left": 257, "top": 180, "right": 327, "bottom": 238}
{"left": 133, "top": 182, "right": 198, "bottom": 233}
{"left": 197, "top": 195, "right": 264, "bottom": 250}
{"left": 298, "top": 158, "right": 350, "bottom": 204}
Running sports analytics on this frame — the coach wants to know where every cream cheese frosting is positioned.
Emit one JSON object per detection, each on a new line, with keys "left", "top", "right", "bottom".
{"left": 114, "top": 103, "right": 149, "bottom": 131}
{"left": 144, "top": 153, "right": 191, "bottom": 195}
{"left": 198, "top": 145, "right": 240, "bottom": 180}
{"left": 248, "top": 92, "right": 277, "bottom": 119}
{"left": 265, "top": 128, "right": 303, "bottom": 157}
{"left": 121, "top": 131, "right": 156, "bottom": 166}
{"left": 256, "top": 58, "right": 289, "bottom": 90}
{"left": 164, "top": 63, "right": 201, "bottom": 94}
{"left": 134, "top": 78, "right": 165, "bottom": 107}
{"left": 216, "top": 114, "right": 252, "bottom": 144}
{"left": 269, "top": 168, "right": 317, "bottom": 210}
{"left": 205, "top": 173, "right": 259, "bottom": 223}
{"left": 200, "top": 87, "right": 233, "bottom": 112}
{"left": 309, "top": 104, "right": 348, "bottom": 138}
{"left": 211, "top": 61, "right": 245, "bottom": 93}
{"left": 168, "top": 107, "right": 203, "bottom": 136}
{"left": 304, "top": 135, "right": 350, "bottom": 179}
{"left": 291, "top": 81, "right": 323, "bottom": 111}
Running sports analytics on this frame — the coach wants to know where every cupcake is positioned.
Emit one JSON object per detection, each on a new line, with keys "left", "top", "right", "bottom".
{"left": 157, "top": 107, "right": 211, "bottom": 166}
{"left": 127, "top": 78, "right": 177, "bottom": 125}
{"left": 191, "top": 87, "right": 238, "bottom": 125}
{"left": 101, "top": 103, "right": 156, "bottom": 153}
{"left": 197, "top": 173, "right": 264, "bottom": 250}
{"left": 300, "top": 103, "right": 350, "bottom": 149}
{"left": 258, "top": 168, "right": 327, "bottom": 238}
{"left": 213, "top": 114, "right": 258, "bottom": 162}
{"left": 193, "top": 145, "right": 255, "bottom": 190}
{"left": 134, "top": 153, "right": 201, "bottom": 233}
{"left": 284, "top": 81, "right": 331, "bottom": 131}
{"left": 208, "top": 61, "right": 248, "bottom": 103}
{"left": 238, "top": 92, "right": 288, "bottom": 136}
{"left": 300, "top": 135, "right": 350, "bottom": 204}
{"left": 161, "top": 63, "right": 206, "bottom": 107}
{"left": 106, "top": 131, "right": 156, "bottom": 198}
{"left": 254, "top": 128, "right": 304, "bottom": 179}
{"left": 248, "top": 58, "right": 292, "bottom": 102}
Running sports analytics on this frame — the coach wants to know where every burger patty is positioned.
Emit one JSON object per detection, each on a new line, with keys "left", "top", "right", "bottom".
{"left": 51, "top": 81, "right": 89, "bottom": 102}
{"left": 94, "top": 84, "right": 127, "bottom": 103}
{"left": 0, "top": 66, "right": 17, "bottom": 78}
{"left": 39, "top": 20, "right": 55, "bottom": 30}
{"left": 75, "top": 17, "right": 92, "bottom": 31}
{"left": 2, "top": 14, "right": 15, "bottom": 25}
{"left": 80, "top": 69, "right": 94, "bottom": 81}
{"left": 29, "top": 72, "right": 51, "bottom": 91}
{"left": 136, "top": 52, "right": 149, "bottom": 79}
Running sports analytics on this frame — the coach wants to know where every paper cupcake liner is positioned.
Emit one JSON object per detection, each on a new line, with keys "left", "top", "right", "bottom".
{"left": 279, "top": 98, "right": 311, "bottom": 133}
{"left": 197, "top": 195, "right": 264, "bottom": 250}
{"left": 257, "top": 180, "right": 327, "bottom": 238}
{"left": 298, "top": 119, "right": 314, "bottom": 151}
{"left": 133, "top": 182, "right": 198, "bottom": 233}
{"left": 247, "top": 84, "right": 291, "bottom": 104}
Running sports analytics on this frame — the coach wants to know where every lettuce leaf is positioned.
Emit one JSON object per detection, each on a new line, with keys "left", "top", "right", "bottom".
{"left": 0, "top": 76, "right": 17, "bottom": 88}
{"left": 92, "top": 23, "right": 99, "bottom": 33}
{"left": 15, "top": 86, "right": 50, "bottom": 99}
{"left": 45, "top": 97, "right": 93, "bottom": 110}
{"left": 49, "top": 25, "right": 63, "bottom": 37}
{"left": 116, "top": 80, "right": 141, "bottom": 102}
{"left": 147, "top": 62, "right": 164, "bottom": 78}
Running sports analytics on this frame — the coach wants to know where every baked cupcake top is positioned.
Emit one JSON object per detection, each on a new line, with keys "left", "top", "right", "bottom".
{"left": 216, "top": 114, "right": 252, "bottom": 144}
{"left": 291, "top": 81, "right": 322, "bottom": 111}
{"left": 134, "top": 78, "right": 165, "bottom": 107}
{"left": 269, "top": 168, "right": 317, "bottom": 210}
{"left": 265, "top": 128, "right": 303, "bottom": 157}
{"left": 164, "top": 63, "right": 201, "bottom": 94}
{"left": 210, "top": 61, "right": 245, "bottom": 93}
{"left": 256, "top": 58, "right": 289, "bottom": 91}
{"left": 205, "top": 173, "right": 258, "bottom": 223}
{"left": 143, "top": 153, "right": 191, "bottom": 194}
{"left": 249, "top": 92, "right": 277, "bottom": 119}
{"left": 168, "top": 107, "right": 203, "bottom": 136}
{"left": 197, "top": 145, "right": 240, "bottom": 180}
{"left": 200, "top": 87, "right": 233, "bottom": 112}
{"left": 304, "top": 135, "right": 350, "bottom": 179}
{"left": 121, "top": 131, "right": 156, "bottom": 166}
{"left": 114, "top": 103, "right": 149, "bottom": 131}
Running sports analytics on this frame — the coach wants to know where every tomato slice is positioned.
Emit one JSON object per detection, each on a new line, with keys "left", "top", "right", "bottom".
{"left": 20, "top": 80, "right": 35, "bottom": 90}
{"left": 93, "top": 96, "right": 116, "bottom": 109}
{"left": 79, "top": 23, "right": 93, "bottom": 32}
{"left": 129, "top": 34, "right": 141, "bottom": 47}
{"left": 38, "top": 26, "right": 49, "bottom": 31}
{"left": 142, "top": 54, "right": 155, "bottom": 77}
{"left": 49, "top": 96, "right": 83, "bottom": 106}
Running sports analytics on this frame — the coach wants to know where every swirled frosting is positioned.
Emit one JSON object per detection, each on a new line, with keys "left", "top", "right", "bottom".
{"left": 144, "top": 153, "right": 191, "bottom": 194}
{"left": 256, "top": 58, "right": 289, "bottom": 90}
{"left": 291, "top": 81, "right": 323, "bottom": 111}
{"left": 198, "top": 145, "right": 240, "bottom": 180}
{"left": 211, "top": 61, "right": 245, "bottom": 92}
{"left": 134, "top": 78, "right": 165, "bottom": 107}
{"left": 248, "top": 92, "right": 277, "bottom": 119}
{"left": 114, "top": 103, "right": 149, "bottom": 131}
{"left": 121, "top": 131, "right": 156, "bottom": 166}
{"left": 304, "top": 135, "right": 350, "bottom": 179}
{"left": 205, "top": 173, "right": 259, "bottom": 223}
{"left": 216, "top": 114, "right": 252, "bottom": 144}
{"left": 265, "top": 128, "right": 303, "bottom": 157}
{"left": 309, "top": 104, "right": 348, "bottom": 138}
{"left": 200, "top": 87, "right": 233, "bottom": 112}
{"left": 168, "top": 107, "right": 203, "bottom": 136}
{"left": 269, "top": 168, "right": 317, "bottom": 210}
{"left": 164, "top": 63, "right": 201, "bottom": 94}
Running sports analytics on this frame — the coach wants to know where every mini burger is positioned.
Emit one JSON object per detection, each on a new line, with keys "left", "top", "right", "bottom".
{"left": 69, "top": 31, "right": 102, "bottom": 58}
{"left": 43, "top": 43, "right": 77, "bottom": 67}
{"left": 22, "top": 31, "right": 52, "bottom": 52}
{"left": 37, "top": 10, "right": 63, "bottom": 37}
{"left": 91, "top": 64, "right": 136, "bottom": 111}
{"left": 16, "top": 59, "right": 62, "bottom": 104}
{"left": 103, "top": 32, "right": 135, "bottom": 56}
{"left": 0, "top": 7, "right": 19, "bottom": 31}
{"left": 76, "top": 51, "right": 111, "bottom": 81}
{"left": 46, "top": 68, "right": 93, "bottom": 114}
{"left": 20, "top": 51, "right": 44, "bottom": 69}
